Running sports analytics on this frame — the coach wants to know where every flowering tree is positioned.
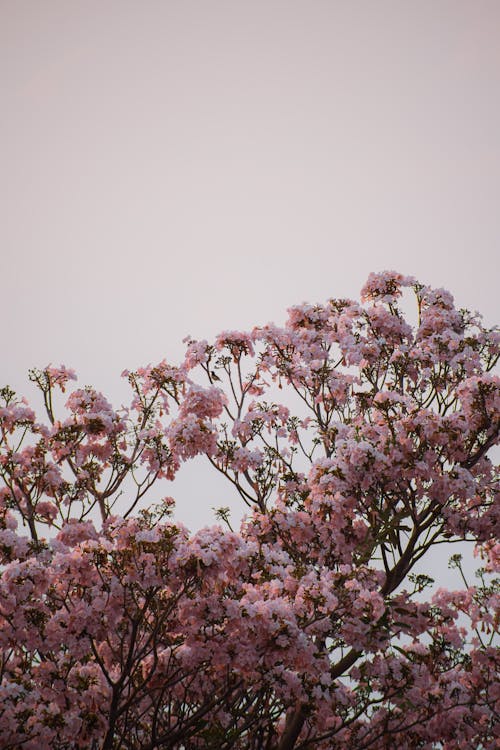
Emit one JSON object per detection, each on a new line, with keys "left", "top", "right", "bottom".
{"left": 0, "top": 271, "right": 498, "bottom": 749}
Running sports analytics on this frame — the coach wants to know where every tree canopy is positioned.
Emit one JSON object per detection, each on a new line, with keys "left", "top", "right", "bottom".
{"left": 0, "top": 271, "right": 498, "bottom": 749}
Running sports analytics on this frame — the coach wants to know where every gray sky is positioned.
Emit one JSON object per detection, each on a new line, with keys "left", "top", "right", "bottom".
{"left": 1, "top": 1, "right": 499, "bottom": 533}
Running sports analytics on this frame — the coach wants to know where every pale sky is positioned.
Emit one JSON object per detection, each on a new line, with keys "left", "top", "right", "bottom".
{"left": 1, "top": 1, "right": 499, "bottom": 538}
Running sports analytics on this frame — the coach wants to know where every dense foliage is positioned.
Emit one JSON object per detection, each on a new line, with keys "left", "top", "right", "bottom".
{"left": 0, "top": 271, "right": 498, "bottom": 749}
